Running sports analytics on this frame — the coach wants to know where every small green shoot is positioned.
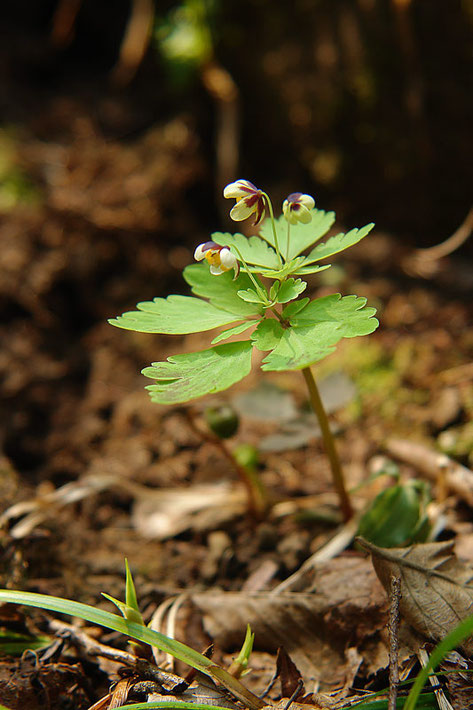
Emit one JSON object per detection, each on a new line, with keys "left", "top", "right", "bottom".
{"left": 110, "top": 180, "right": 379, "bottom": 519}
{"left": 227, "top": 624, "right": 254, "bottom": 678}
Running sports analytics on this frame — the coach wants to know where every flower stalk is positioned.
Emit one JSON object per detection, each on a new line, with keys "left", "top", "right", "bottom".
{"left": 302, "top": 366, "right": 353, "bottom": 521}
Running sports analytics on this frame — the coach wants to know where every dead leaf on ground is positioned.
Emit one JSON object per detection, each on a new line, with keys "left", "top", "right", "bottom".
{"left": 132, "top": 482, "right": 247, "bottom": 539}
{"left": 187, "top": 556, "right": 388, "bottom": 690}
{"left": 359, "top": 538, "right": 473, "bottom": 656}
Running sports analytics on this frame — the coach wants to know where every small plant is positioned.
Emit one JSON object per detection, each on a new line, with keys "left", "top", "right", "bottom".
{"left": 110, "top": 180, "right": 379, "bottom": 520}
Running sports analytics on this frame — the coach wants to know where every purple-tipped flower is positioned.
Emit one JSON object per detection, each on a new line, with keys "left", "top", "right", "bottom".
{"left": 282, "top": 192, "right": 315, "bottom": 225}
{"left": 223, "top": 179, "right": 265, "bottom": 225}
{"left": 194, "top": 241, "right": 240, "bottom": 278}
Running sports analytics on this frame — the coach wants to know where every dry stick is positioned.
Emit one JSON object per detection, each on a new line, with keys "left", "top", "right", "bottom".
{"left": 302, "top": 367, "right": 353, "bottom": 522}
{"left": 388, "top": 574, "right": 402, "bottom": 710}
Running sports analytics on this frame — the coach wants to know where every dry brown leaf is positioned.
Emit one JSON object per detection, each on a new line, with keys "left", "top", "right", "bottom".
{"left": 359, "top": 538, "right": 473, "bottom": 655}
{"left": 189, "top": 557, "right": 388, "bottom": 689}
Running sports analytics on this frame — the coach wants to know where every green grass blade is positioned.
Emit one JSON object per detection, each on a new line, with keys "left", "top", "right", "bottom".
{"left": 403, "top": 611, "right": 473, "bottom": 710}
{"left": 0, "top": 590, "right": 264, "bottom": 710}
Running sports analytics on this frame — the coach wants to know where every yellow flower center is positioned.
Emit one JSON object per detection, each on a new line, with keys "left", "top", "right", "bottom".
{"left": 205, "top": 250, "right": 221, "bottom": 266}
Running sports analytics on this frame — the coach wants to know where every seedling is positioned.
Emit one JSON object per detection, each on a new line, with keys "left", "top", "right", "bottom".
{"left": 110, "top": 180, "right": 379, "bottom": 520}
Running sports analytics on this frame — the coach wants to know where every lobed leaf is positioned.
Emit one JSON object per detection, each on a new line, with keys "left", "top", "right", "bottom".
{"left": 260, "top": 322, "right": 342, "bottom": 371}
{"left": 211, "top": 322, "right": 255, "bottom": 345}
{"left": 109, "top": 295, "right": 244, "bottom": 335}
{"left": 289, "top": 293, "right": 379, "bottom": 337}
{"left": 237, "top": 288, "right": 267, "bottom": 304}
{"left": 259, "top": 209, "right": 335, "bottom": 260}
{"left": 183, "top": 263, "right": 263, "bottom": 316}
{"left": 143, "top": 341, "right": 253, "bottom": 404}
{"left": 212, "top": 231, "right": 279, "bottom": 268}
{"left": 276, "top": 278, "right": 307, "bottom": 303}
{"left": 251, "top": 319, "right": 284, "bottom": 352}
{"left": 301, "top": 223, "right": 375, "bottom": 265}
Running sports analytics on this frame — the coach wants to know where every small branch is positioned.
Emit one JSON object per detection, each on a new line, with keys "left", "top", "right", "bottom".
{"left": 302, "top": 367, "right": 353, "bottom": 521}
{"left": 388, "top": 574, "right": 402, "bottom": 710}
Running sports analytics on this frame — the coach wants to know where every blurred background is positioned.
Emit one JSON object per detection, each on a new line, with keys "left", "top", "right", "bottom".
{"left": 0, "top": 0, "right": 472, "bottom": 504}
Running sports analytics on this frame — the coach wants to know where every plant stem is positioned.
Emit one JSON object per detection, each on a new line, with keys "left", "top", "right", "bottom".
{"left": 301, "top": 367, "right": 353, "bottom": 521}
{"left": 184, "top": 409, "right": 268, "bottom": 518}
{"left": 262, "top": 192, "right": 283, "bottom": 267}
{"left": 231, "top": 245, "right": 270, "bottom": 305}
{"left": 286, "top": 220, "right": 291, "bottom": 261}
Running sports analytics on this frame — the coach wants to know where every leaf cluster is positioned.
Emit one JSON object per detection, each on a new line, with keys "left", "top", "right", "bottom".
{"left": 109, "top": 210, "right": 378, "bottom": 404}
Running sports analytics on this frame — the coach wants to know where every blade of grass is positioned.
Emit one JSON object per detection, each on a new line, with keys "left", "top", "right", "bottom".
{"left": 0, "top": 590, "right": 264, "bottom": 710}
{"left": 403, "top": 611, "right": 473, "bottom": 710}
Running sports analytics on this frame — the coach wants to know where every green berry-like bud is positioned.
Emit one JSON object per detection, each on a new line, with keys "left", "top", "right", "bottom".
{"left": 205, "top": 405, "right": 239, "bottom": 439}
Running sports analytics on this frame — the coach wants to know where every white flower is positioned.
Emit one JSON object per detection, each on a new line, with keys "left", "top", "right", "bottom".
{"left": 194, "top": 241, "right": 239, "bottom": 277}
{"left": 282, "top": 192, "right": 315, "bottom": 225}
{"left": 223, "top": 179, "right": 265, "bottom": 224}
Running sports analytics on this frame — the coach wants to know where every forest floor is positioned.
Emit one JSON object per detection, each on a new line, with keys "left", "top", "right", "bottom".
{"left": 0, "top": 98, "right": 473, "bottom": 710}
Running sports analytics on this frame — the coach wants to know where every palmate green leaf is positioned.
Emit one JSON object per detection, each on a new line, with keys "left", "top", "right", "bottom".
{"left": 301, "top": 223, "right": 375, "bottom": 265}
{"left": 109, "top": 295, "right": 244, "bottom": 335}
{"left": 212, "top": 231, "right": 279, "bottom": 268}
{"left": 261, "top": 322, "right": 342, "bottom": 371}
{"left": 143, "top": 341, "right": 253, "bottom": 404}
{"left": 183, "top": 263, "right": 263, "bottom": 316}
{"left": 259, "top": 209, "right": 335, "bottom": 260}
{"left": 289, "top": 293, "right": 379, "bottom": 337}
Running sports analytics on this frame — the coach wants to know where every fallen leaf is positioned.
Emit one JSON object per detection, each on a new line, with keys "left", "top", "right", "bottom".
{"left": 358, "top": 538, "right": 473, "bottom": 655}
{"left": 189, "top": 556, "right": 387, "bottom": 689}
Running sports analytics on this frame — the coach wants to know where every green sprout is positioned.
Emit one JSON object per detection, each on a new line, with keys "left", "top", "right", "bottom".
{"left": 109, "top": 180, "right": 379, "bottom": 520}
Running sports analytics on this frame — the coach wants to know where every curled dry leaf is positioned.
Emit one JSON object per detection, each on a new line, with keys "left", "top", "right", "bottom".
{"left": 358, "top": 538, "right": 473, "bottom": 656}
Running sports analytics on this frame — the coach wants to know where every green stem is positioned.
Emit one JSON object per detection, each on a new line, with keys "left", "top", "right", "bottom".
{"left": 231, "top": 245, "right": 270, "bottom": 305}
{"left": 262, "top": 192, "right": 283, "bottom": 267}
{"left": 286, "top": 220, "right": 291, "bottom": 261}
{"left": 302, "top": 367, "right": 353, "bottom": 521}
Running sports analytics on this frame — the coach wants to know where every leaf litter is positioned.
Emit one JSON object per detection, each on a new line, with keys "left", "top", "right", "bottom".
{"left": 1, "top": 55, "right": 473, "bottom": 710}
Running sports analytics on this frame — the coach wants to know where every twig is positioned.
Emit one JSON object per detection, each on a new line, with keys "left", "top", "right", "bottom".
{"left": 388, "top": 574, "right": 401, "bottom": 710}
{"left": 385, "top": 438, "right": 473, "bottom": 507}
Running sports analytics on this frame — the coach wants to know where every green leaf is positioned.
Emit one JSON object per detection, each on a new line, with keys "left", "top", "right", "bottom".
{"left": 211, "top": 322, "right": 255, "bottom": 344}
{"left": 289, "top": 293, "right": 379, "bottom": 337}
{"left": 261, "top": 322, "right": 342, "bottom": 371}
{"left": 251, "top": 319, "right": 284, "bottom": 351}
{"left": 259, "top": 210, "right": 335, "bottom": 260}
{"left": 292, "top": 263, "right": 332, "bottom": 276}
{"left": 183, "top": 263, "right": 263, "bottom": 316}
{"left": 357, "top": 483, "right": 430, "bottom": 548}
{"left": 237, "top": 288, "right": 267, "bottom": 304}
{"left": 258, "top": 257, "right": 306, "bottom": 280}
{"left": 143, "top": 341, "right": 253, "bottom": 404}
{"left": 109, "top": 295, "right": 244, "bottom": 335}
{"left": 0, "top": 590, "right": 218, "bottom": 673}
{"left": 276, "top": 278, "right": 307, "bottom": 303}
{"left": 281, "top": 298, "right": 310, "bottom": 320}
{"left": 212, "top": 232, "right": 279, "bottom": 268}
{"left": 0, "top": 590, "right": 265, "bottom": 710}
{"left": 301, "top": 223, "right": 375, "bottom": 265}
